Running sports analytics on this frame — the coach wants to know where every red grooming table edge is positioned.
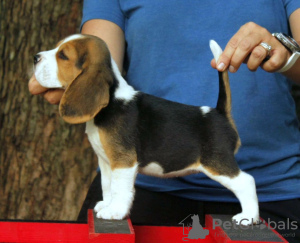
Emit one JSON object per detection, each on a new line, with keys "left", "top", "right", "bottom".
{"left": 0, "top": 213, "right": 289, "bottom": 243}
{"left": 133, "top": 225, "right": 215, "bottom": 243}
{"left": 0, "top": 220, "right": 88, "bottom": 243}
{"left": 0, "top": 217, "right": 214, "bottom": 243}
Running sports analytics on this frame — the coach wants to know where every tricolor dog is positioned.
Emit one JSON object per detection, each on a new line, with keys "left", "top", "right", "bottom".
{"left": 33, "top": 34, "right": 259, "bottom": 225}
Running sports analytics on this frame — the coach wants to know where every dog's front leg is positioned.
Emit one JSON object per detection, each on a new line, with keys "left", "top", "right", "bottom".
{"left": 95, "top": 163, "right": 138, "bottom": 220}
{"left": 94, "top": 158, "right": 112, "bottom": 212}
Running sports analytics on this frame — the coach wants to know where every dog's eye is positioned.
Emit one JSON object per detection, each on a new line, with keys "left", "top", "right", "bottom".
{"left": 58, "top": 50, "right": 69, "bottom": 60}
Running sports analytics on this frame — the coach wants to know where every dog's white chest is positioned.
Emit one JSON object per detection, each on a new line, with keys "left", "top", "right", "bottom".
{"left": 85, "top": 120, "right": 109, "bottom": 163}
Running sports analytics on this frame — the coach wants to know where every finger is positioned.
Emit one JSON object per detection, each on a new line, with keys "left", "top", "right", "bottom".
{"left": 261, "top": 48, "right": 290, "bottom": 72}
{"left": 216, "top": 54, "right": 231, "bottom": 71}
{"left": 211, "top": 59, "right": 217, "bottom": 69}
{"left": 216, "top": 25, "right": 251, "bottom": 71}
{"left": 247, "top": 45, "right": 269, "bottom": 71}
{"left": 216, "top": 22, "right": 272, "bottom": 72}
{"left": 28, "top": 76, "right": 48, "bottom": 95}
{"left": 43, "top": 89, "right": 64, "bottom": 105}
{"left": 260, "top": 37, "right": 292, "bottom": 72}
{"left": 216, "top": 36, "right": 240, "bottom": 71}
{"left": 228, "top": 33, "right": 263, "bottom": 72}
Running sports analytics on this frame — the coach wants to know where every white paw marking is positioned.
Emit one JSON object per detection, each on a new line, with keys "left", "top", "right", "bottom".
{"left": 96, "top": 203, "right": 129, "bottom": 220}
{"left": 232, "top": 213, "right": 260, "bottom": 226}
{"left": 94, "top": 200, "right": 110, "bottom": 212}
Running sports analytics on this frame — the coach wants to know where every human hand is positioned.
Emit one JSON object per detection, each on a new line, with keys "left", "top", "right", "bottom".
{"left": 211, "top": 22, "right": 291, "bottom": 73}
{"left": 28, "top": 75, "right": 64, "bottom": 105}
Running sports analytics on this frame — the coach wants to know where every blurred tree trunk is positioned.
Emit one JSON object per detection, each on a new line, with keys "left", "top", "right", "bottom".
{"left": 0, "top": 0, "right": 97, "bottom": 221}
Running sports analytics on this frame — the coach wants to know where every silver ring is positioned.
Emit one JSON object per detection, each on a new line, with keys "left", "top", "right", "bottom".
{"left": 259, "top": 42, "right": 272, "bottom": 56}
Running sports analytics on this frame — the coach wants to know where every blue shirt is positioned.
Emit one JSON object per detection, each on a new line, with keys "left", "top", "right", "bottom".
{"left": 82, "top": 0, "right": 300, "bottom": 202}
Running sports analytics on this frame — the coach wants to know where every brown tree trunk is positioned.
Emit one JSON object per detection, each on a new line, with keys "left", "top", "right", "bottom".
{"left": 0, "top": 0, "right": 97, "bottom": 221}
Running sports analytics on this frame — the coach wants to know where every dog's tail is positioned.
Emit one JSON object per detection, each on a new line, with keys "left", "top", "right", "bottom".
{"left": 209, "top": 40, "right": 241, "bottom": 152}
{"left": 209, "top": 40, "right": 232, "bottom": 118}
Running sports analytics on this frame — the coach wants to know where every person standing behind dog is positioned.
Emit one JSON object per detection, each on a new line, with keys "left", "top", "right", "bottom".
{"left": 29, "top": 1, "right": 300, "bottom": 242}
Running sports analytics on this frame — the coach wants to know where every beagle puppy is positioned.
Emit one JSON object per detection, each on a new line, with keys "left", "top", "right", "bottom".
{"left": 33, "top": 34, "right": 259, "bottom": 225}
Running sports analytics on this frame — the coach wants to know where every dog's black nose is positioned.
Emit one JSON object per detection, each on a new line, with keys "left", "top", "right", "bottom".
{"left": 34, "top": 54, "right": 41, "bottom": 64}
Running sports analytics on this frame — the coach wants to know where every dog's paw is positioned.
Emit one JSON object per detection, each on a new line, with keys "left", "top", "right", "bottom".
{"left": 232, "top": 213, "right": 260, "bottom": 226}
{"left": 94, "top": 200, "right": 110, "bottom": 212}
{"left": 96, "top": 204, "right": 129, "bottom": 220}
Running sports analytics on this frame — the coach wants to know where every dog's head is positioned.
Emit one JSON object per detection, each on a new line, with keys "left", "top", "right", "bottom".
{"left": 34, "top": 34, "right": 115, "bottom": 124}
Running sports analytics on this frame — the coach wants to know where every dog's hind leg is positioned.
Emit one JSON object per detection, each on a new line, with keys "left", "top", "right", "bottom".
{"left": 200, "top": 165, "right": 259, "bottom": 225}
{"left": 229, "top": 171, "right": 259, "bottom": 225}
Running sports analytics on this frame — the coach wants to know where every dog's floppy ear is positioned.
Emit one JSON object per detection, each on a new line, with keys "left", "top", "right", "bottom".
{"left": 59, "top": 63, "right": 113, "bottom": 124}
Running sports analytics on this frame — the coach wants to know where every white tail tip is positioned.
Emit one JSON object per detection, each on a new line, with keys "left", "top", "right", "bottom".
{"left": 210, "top": 40, "right": 223, "bottom": 62}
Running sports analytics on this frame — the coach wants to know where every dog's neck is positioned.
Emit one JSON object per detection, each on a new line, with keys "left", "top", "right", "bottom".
{"left": 93, "top": 59, "right": 139, "bottom": 127}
